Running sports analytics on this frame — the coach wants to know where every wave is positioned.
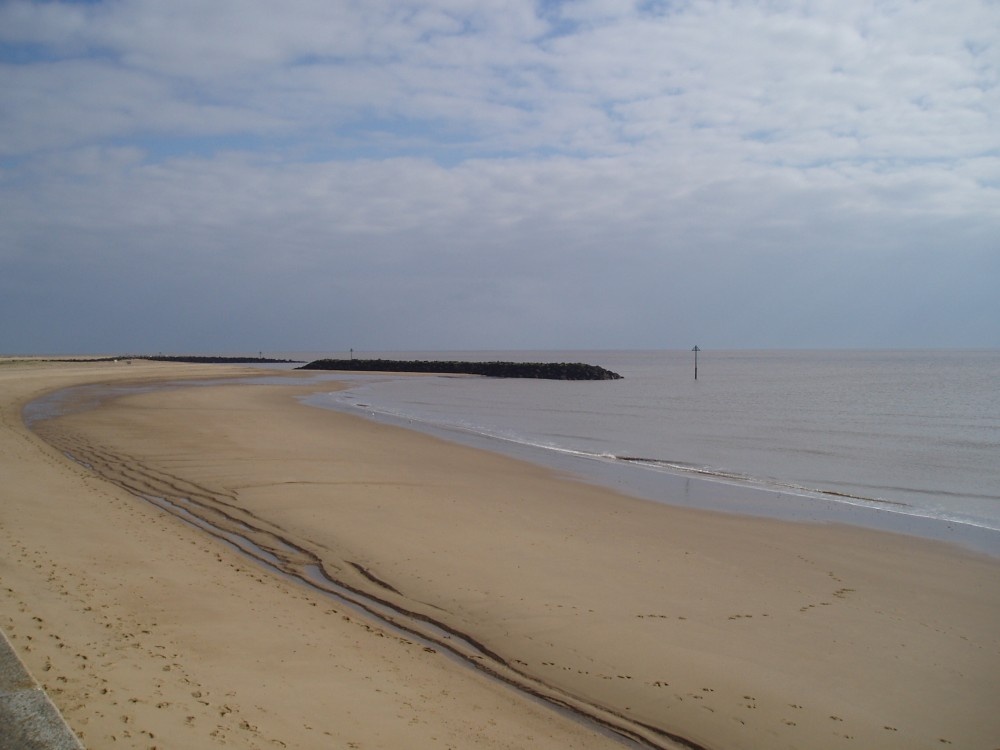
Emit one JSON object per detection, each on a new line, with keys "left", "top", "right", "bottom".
{"left": 337, "top": 396, "right": 888, "bottom": 500}
{"left": 615, "top": 456, "right": 911, "bottom": 507}
{"left": 326, "top": 394, "right": 1000, "bottom": 537}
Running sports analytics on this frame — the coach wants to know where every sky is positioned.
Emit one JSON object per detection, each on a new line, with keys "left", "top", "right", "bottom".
{"left": 1, "top": 0, "right": 998, "bottom": 355}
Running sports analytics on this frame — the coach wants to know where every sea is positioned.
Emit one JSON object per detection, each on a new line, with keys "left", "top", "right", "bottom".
{"left": 295, "top": 349, "right": 1000, "bottom": 556}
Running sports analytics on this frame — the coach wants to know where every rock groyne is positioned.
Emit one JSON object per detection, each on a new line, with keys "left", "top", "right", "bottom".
{"left": 297, "top": 359, "right": 623, "bottom": 380}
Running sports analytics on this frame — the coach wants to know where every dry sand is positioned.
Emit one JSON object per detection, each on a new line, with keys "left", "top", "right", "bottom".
{"left": 2, "top": 359, "right": 999, "bottom": 749}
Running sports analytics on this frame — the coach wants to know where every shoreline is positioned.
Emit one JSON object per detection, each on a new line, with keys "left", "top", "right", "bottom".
{"left": 4, "top": 361, "right": 1000, "bottom": 749}
{"left": 29, "top": 368, "right": 1000, "bottom": 556}
{"left": 303, "top": 385, "right": 1000, "bottom": 558}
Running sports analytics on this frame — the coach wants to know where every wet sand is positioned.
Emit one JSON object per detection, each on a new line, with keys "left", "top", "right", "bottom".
{"left": 3, "top": 360, "right": 999, "bottom": 749}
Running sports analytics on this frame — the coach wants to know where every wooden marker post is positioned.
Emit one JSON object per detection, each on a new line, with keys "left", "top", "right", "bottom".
{"left": 692, "top": 345, "right": 700, "bottom": 380}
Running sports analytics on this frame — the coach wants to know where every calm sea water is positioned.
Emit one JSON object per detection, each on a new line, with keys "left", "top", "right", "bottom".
{"left": 303, "top": 350, "right": 1000, "bottom": 553}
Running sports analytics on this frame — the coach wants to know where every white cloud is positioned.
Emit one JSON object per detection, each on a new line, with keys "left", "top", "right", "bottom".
{"left": 3, "top": 0, "right": 996, "bottom": 165}
{"left": 1, "top": 0, "right": 998, "bottom": 352}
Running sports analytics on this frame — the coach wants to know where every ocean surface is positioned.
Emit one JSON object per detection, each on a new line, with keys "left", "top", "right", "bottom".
{"left": 300, "top": 349, "right": 1000, "bottom": 554}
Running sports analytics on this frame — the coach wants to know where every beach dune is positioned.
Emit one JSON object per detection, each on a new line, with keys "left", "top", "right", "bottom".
{"left": 2, "top": 360, "right": 999, "bottom": 749}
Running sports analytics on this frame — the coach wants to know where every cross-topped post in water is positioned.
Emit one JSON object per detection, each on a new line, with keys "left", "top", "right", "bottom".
{"left": 692, "top": 345, "right": 700, "bottom": 380}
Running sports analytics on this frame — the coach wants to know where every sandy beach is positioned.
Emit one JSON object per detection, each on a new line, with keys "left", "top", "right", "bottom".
{"left": 2, "top": 360, "right": 999, "bottom": 749}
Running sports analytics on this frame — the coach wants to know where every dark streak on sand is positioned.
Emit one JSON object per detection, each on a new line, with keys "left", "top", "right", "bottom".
{"left": 348, "top": 562, "right": 404, "bottom": 596}
{"left": 31, "top": 420, "right": 703, "bottom": 750}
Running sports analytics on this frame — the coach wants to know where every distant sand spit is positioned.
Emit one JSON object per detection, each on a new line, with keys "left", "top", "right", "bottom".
{"left": 3, "top": 359, "right": 999, "bottom": 749}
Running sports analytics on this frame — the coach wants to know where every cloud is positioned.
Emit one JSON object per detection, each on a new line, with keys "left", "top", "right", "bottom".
{"left": 1, "top": 0, "right": 998, "bottom": 353}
